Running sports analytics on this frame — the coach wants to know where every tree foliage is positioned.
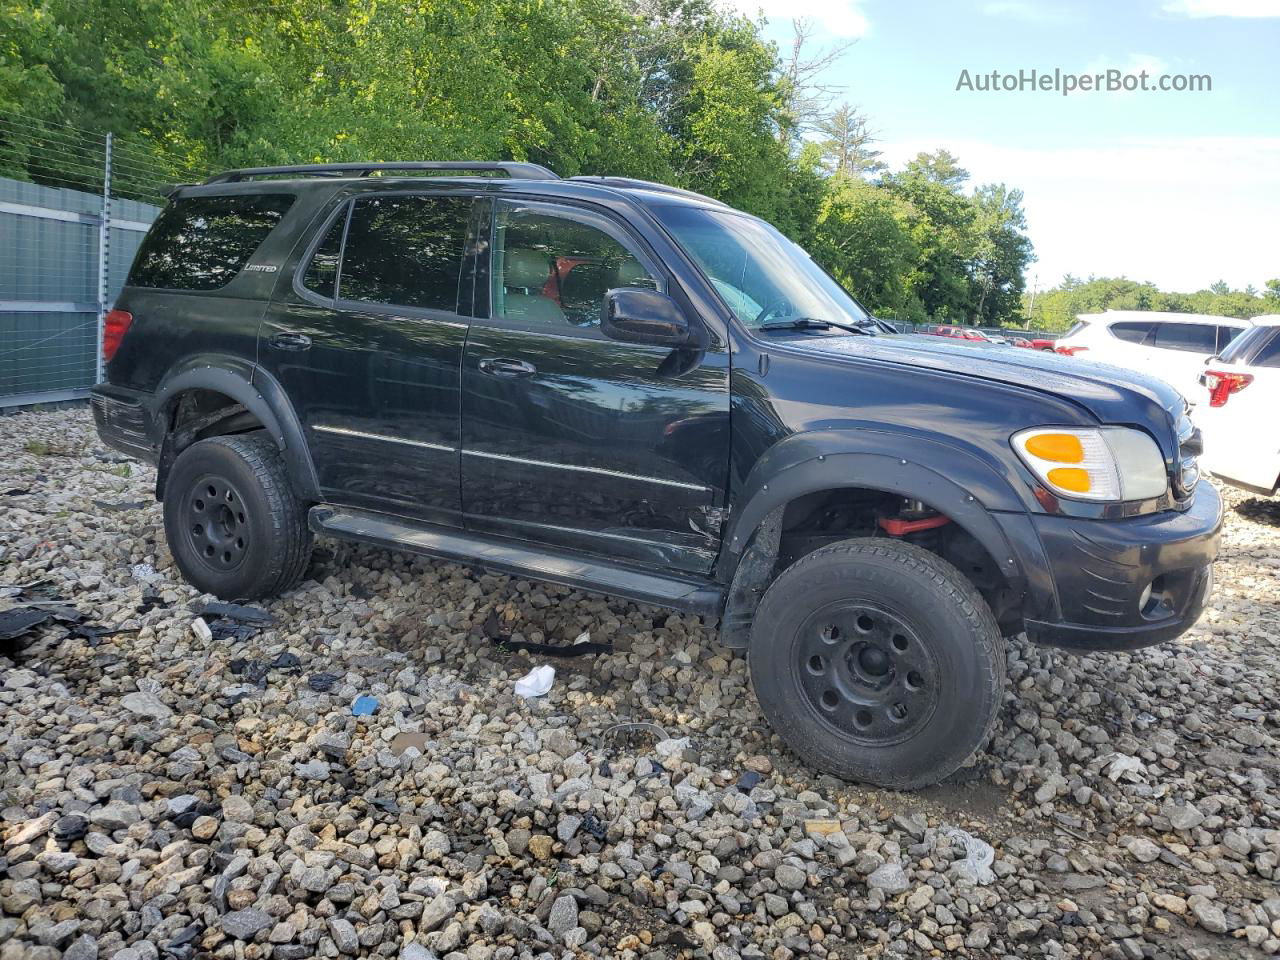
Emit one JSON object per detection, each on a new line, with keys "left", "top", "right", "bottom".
{"left": 1026, "top": 275, "right": 1280, "bottom": 331}
{"left": 0, "top": 0, "right": 1041, "bottom": 325}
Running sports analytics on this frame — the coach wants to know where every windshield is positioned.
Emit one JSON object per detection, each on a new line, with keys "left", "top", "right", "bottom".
{"left": 654, "top": 205, "right": 872, "bottom": 330}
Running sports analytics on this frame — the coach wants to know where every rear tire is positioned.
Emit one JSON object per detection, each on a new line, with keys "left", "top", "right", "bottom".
{"left": 749, "top": 537, "right": 1005, "bottom": 790}
{"left": 163, "top": 434, "right": 312, "bottom": 600}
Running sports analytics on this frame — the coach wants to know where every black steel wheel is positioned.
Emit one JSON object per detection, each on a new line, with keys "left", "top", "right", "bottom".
{"left": 749, "top": 537, "right": 1005, "bottom": 789}
{"left": 182, "top": 474, "right": 252, "bottom": 573}
{"left": 163, "top": 434, "right": 312, "bottom": 600}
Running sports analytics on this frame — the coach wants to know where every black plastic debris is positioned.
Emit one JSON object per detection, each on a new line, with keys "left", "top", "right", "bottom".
{"left": 192, "top": 600, "right": 273, "bottom": 624}
{"left": 581, "top": 811, "right": 606, "bottom": 840}
{"left": 270, "top": 651, "right": 301, "bottom": 670}
{"left": 736, "top": 770, "right": 762, "bottom": 793}
{"left": 207, "top": 619, "right": 257, "bottom": 644}
{"left": 92, "top": 498, "right": 146, "bottom": 511}
{"left": 136, "top": 589, "right": 169, "bottom": 615}
{"left": 308, "top": 672, "right": 339, "bottom": 692}
{"left": 69, "top": 623, "right": 139, "bottom": 647}
{"left": 497, "top": 637, "right": 613, "bottom": 658}
{"left": 369, "top": 795, "right": 400, "bottom": 814}
{"left": 229, "top": 658, "right": 269, "bottom": 686}
{"left": 0, "top": 608, "right": 52, "bottom": 641}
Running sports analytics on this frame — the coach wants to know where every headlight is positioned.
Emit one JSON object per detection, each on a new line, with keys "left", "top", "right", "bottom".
{"left": 1012, "top": 427, "right": 1168, "bottom": 502}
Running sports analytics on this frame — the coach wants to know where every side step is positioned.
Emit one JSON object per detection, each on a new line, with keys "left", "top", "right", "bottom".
{"left": 308, "top": 506, "right": 726, "bottom": 617}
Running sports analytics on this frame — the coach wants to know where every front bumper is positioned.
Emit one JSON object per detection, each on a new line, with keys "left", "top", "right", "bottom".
{"left": 1016, "top": 483, "right": 1222, "bottom": 652}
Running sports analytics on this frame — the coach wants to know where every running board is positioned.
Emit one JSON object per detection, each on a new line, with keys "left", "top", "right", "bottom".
{"left": 308, "top": 506, "right": 725, "bottom": 616}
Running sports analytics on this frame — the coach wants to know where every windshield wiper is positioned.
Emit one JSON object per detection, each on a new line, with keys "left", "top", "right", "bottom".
{"left": 759, "top": 317, "right": 873, "bottom": 336}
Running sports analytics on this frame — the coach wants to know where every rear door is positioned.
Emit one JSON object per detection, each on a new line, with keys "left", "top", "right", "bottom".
{"left": 258, "top": 189, "right": 480, "bottom": 525}
{"left": 459, "top": 198, "right": 730, "bottom": 573}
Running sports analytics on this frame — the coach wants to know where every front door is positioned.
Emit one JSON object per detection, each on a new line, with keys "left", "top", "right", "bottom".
{"left": 258, "top": 190, "right": 479, "bottom": 525}
{"left": 460, "top": 199, "right": 730, "bottom": 573}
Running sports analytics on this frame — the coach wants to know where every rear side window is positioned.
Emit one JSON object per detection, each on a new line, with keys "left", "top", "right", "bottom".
{"left": 1109, "top": 320, "right": 1155, "bottom": 344}
{"left": 130, "top": 194, "right": 294, "bottom": 291}
{"left": 1153, "top": 322, "right": 1217, "bottom": 353}
{"left": 338, "top": 194, "right": 472, "bottom": 311}
{"left": 1064, "top": 319, "right": 1089, "bottom": 337}
{"left": 1220, "top": 326, "right": 1280, "bottom": 367}
{"left": 302, "top": 208, "right": 348, "bottom": 300}
{"left": 1215, "top": 325, "right": 1244, "bottom": 351}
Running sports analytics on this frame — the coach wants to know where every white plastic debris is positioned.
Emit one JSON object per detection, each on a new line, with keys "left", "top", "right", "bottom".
{"left": 191, "top": 617, "right": 213, "bottom": 643}
{"left": 514, "top": 664, "right": 555, "bottom": 698}
{"left": 943, "top": 827, "right": 996, "bottom": 885}
{"left": 1103, "top": 753, "right": 1146, "bottom": 782}
{"left": 131, "top": 563, "right": 161, "bottom": 583}
{"left": 573, "top": 631, "right": 591, "bottom": 645}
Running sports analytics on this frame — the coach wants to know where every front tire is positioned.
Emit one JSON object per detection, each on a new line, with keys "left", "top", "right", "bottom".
{"left": 749, "top": 538, "right": 1005, "bottom": 790}
{"left": 163, "top": 434, "right": 312, "bottom": 600}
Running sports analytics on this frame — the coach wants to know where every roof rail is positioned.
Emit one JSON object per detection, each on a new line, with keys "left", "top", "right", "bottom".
{"left": 568, "top": 176, "right": 728, "bottom": 207}
{"left": 203, "top": 161, "right": 559, "bottom": 184}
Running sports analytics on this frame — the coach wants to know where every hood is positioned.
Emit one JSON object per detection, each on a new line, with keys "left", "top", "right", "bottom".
{"left": 780, "top": 333, "right": 1185, "bottom": 428}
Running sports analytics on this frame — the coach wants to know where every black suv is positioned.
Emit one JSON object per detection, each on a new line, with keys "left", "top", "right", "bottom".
{"left": 92, "top": 161, "right": 1221, "bottom": 788}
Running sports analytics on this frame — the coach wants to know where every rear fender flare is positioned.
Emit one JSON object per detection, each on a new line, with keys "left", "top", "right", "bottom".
{"left": 151, "top": 356, "right": 319, "bottom": 501}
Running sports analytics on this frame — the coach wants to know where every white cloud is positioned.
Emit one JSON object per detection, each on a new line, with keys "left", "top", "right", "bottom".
{"left": 980, "top": 1, "right": 1074, "bottom": 23}
{"left": 877, "top": 136, "right": 1280, "bottom": 291}
{"left": 1162, "top": 0, "right": 1280, "bottom": 17}
{"left": 723, "top": 0, "right": 871, "bottom": 37}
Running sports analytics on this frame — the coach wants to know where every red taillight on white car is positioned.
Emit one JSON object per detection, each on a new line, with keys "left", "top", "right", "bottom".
{"left": 1203, "top": 369, "right": 1253, "bottom": 407}
{"left": 1056, "top": 345, "right": 1089, "bottom": 357}
{"left": 102, "top": 309, "right": 133, "bottom": 363}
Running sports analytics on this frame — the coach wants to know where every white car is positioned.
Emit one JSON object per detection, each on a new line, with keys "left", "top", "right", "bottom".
{"left": 1053, "top": 311, "right": 1253, "bottom": 405}
{"left": 1195, "top": 315, "right": 1280, "bottom": 496}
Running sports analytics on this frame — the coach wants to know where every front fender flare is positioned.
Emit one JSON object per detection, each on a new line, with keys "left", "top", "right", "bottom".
{"left": 719, "top": 430, "right": 1031, "bottom": 592}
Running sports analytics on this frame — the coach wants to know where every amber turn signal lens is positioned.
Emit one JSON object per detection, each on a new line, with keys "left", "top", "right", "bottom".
{"left": 1023, "top": 433, "right": 1085, "bottom": 463}
{"left": 1046, "top": 467, "right": 1091, "bottom": 492}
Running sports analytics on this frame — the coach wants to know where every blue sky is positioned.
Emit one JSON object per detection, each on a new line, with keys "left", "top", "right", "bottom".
{"left": 729, "top": 0, "right": 1280, "bottom": 294}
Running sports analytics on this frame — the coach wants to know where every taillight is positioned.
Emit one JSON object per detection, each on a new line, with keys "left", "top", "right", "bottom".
{"left": 1056, "top": 345, "right": 1089, "bottom": 356}
{"left": 102, "top": 310, "right": 133, "bottom": 363}
{"left": 1204, "top": 369, "right": 1253, "bottom": 407}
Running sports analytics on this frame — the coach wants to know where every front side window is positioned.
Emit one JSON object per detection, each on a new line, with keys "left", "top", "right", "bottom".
{"left": 491, "top": 203, "right": 658, "bottom": 332}
{"left": 338, "top": 194, "right": 473, "bottom": 311}
{"left": 130, "top": 194, "right": 294, "bottom": 291}
{"left": 1153, "top": 323, "right": 1218, "bottom": 353}
{"left": 654, "top": 204, "right": 870, "bottom": 330}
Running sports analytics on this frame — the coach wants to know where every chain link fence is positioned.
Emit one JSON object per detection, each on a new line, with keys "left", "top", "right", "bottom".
{"left": 0, "top": 109, "right": 205, "bottom": 408}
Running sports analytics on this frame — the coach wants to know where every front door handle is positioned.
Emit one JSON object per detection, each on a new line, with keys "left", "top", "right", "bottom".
{"left": 478, "top": 357, "right": 536, "bottom": 378}
{"left": 270, "top": 331, "right": 312, "bottom": 351}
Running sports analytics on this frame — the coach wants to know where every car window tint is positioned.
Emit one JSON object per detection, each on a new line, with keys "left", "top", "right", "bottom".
{"left": 1217, "top": 324, "right": 1267, "bottom": 364}
{"left": 130, "top": 194, "right": 294, "bottom": 291}
{"left": 1215, "top": 325, "right": 1244, "bottom": 352}
{"left": 339, "top": 194, "right": 472, "bottom": 310}
{"left": 1252, "top": 330, "right": 1280, "bottom": 368}
{"left": 491, "top": 204, "right": 657, "bottom": 333}
{"left": 1153, "top": 322, "right": 1218, "bottom": 353}
{"left": 1109, "top": 320, "right": 1155, "bottom": 344}
{"left": 302, "top": 207, "right": 347, "bottom": 299}
{"left": 1064, "top": 319, "right": 1090, "bottom": 337}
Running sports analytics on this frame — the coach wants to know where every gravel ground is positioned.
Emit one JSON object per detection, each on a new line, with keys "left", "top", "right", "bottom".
{"left": 2, "top": 406, "right": 1279, "bottom": 960}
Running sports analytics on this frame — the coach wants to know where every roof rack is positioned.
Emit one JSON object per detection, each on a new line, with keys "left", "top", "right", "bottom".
{"left": 568, "top": 176, "right": 728, "bottom": 207}
{"left": 203, "top": 162, "right": 559, "bottom": 184}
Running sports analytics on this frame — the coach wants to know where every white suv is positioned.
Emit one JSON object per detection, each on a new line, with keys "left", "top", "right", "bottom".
{"left": 1053, "top": 311, "right": 1253, "bottom": 405}
{"left": 1195, "top": 315, "right": 1280, "bottom": 496}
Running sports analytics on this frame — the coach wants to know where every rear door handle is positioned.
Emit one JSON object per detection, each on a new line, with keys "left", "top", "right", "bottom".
{"left": 478, "top": 357, "right": 536, "bottom": 378}
{"left": 270, "top": 331, "right": 312, "bottom": 351}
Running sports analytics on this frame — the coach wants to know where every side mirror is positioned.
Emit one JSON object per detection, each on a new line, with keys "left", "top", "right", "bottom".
{"left": 601, "top": 288, "right": 692, "bottom": 347}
